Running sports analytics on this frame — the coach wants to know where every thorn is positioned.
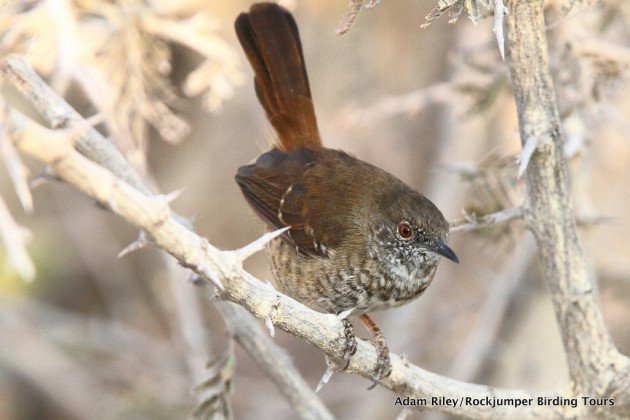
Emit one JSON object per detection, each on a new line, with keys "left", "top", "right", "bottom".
{"left": 264, "top": 296, "right": 281, "bottom": 337}
{"left": 13, "top": 257, "right": 36, "bottom": 283}
{"left": 16, "top": 189, "right": 33, "bottom": 215}
{"left": 197, "top": 264, "right": 224, "bottom": 291}
{"left": 265, "top": 316, "right": 275, "bottom": 338}
{"left": 50, "top": 115, "right": 69, "bottom": 130}
{"left": 173, "top": 214, "right": 194, "bottom": 231}
{"left": 117, "top": 232, "right": 150, "bottom": 258}
{"left": 29, "top": 167, "right": 57, "bottom": 189}
{"left": 315, "top": 356, "right": 336, "bottom": 393}
{"left": 492, "top": 0, "right": 509, "bottom": 61}
{"left": 396, "top": 408, "right": 412, "bottom": 420}
{"left": 577, "top": 214, "right": 615, "bottom": 227}
{"left": 234, "top": 227, "right": 289, "bottom": 262}
{"left": 188, "top": 272, "right": 202, "bottom": 284}
{"left": 401, "top": 353, "right": 410, "bottom": 367}
{"left": 518, "top": 135, "right": 539, "bottom": 179}
{"left": 159, "top": 188, "right": 185, "bottom": 204}
{"left": 58, "top": 113, "right": 106, "bottom": 145}
{"left": 336, "top": 308, "right": 355, "bottom": 320}
{"left": 83, "top": 112, "right": 106, "bottom": 129}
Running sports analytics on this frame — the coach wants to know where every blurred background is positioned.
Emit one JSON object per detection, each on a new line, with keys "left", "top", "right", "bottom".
{"left": 0, "top": 0, "right": 628, "bottom": 419}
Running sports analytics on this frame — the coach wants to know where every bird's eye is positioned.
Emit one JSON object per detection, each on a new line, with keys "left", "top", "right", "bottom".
{"left": 397, "top": 222, "right": 414, "bottom": 240}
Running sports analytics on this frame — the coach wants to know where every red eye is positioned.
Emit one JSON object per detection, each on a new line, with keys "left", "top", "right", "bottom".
{"left": 397, "top": 222, "right": 413, "bottom": 239}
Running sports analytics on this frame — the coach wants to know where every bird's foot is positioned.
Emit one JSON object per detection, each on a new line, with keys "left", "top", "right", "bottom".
{"left": 340, "top": 317, "right": 357, "bottom": 370}
{"left": 367, "top": 329, "right": 392, "bottom": 389}
{"left": 360, "top": 314, "right": 392, "bottom": 390}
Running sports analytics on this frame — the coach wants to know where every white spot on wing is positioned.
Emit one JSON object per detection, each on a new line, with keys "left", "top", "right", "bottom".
{"left": 277, "top": 184, "right": 294, "bottom": 224}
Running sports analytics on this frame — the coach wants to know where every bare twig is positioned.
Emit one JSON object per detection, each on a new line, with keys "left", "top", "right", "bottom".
{"left": 0, "top": 303, "right": 138, "bottom": 417}
{"left": 0, "top": 296, "right": 190, "bottom": 403}
{"left": 449, "top": 206, "right": 524, "bottom": 232}
{"left": 0, "top": 55, "right": 149, "bottom": 194}
{"left": 8, "top": 96, "right": 562, "bottom": 419}
{"left": 448, "top": 240, "right": 536, "bottom": 381}
{"left": 336, "top": 0, "right": 364, "bottom": 35}
{"left": 0, "top": 193, "right": 35, "bottom": 282}
{"left": 449, "top": 205, "right": 610, "bottom": 234}
{"left": 336, "top": 82, "right": 458, "bottom": 129}
{"left": 422, "top": 0, "right": 464, "bottom": 28}
{"left": 571, "top": 39, "right": 630, "bottom": 65}
{"left": 165, "top": 257, "right": 215, "bottom": 390}
{"left": 0, "top": 55, "right": 331, "bottom": 420}
{"left": 505, "top": 0, "right": 630, "bottom": 415}
{"left": 0, "top": 102, "right": 33, "bottom": 213}
{"left": 3, "top": 13, "right": 629, "bottom": 415}
{"left": 210, "top": 297, "right": 334, "bottom": 420}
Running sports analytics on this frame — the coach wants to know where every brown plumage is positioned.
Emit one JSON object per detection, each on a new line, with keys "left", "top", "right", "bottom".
{"left": 235, "top": 3, "right": 321, "bottom": 151}
{"left": 234, "top": 2, "right": 457, "bottom": 387}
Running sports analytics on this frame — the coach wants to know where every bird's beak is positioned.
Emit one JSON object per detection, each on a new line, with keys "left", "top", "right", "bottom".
{"left": 425, "top": 241, "right": 459, "bottom": 263}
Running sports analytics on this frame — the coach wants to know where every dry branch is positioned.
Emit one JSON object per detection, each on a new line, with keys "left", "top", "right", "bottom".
{"left": 337, "top": 83, "right": 458, "bottom": 129}
{"left": 8, "top": 111, "right": 561, "bottom": 417}
{"left": 0, "top": 192, "right": 35, "bottom": 282}
{"left": 448, "top": 240, "right": 536, "bottom": 381}
{"left": 0, "top": 55, "right": 331, "bottom": 420}
{"left": 449, "top": 206, "right": 524, "bottom": 232}
{"left": 2, "top": 0, "right": 629, "bottom": 413}
{"left": 0, "top": 103, "right": 33, "bottom": 213}
{"left": 3, "top": 56, "right": 565, "bottom": 420}
{"left": 505, "top": 0, "right": 629, "bottom": 416}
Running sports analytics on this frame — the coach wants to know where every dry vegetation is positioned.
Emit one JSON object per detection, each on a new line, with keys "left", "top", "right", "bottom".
{"left": 0, "top": 0, "right": 628, "bottom": 419}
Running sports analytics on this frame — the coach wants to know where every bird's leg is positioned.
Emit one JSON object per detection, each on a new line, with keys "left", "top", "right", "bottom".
{"left": 359, "top": 314, "right": 392, "bottom": 389}
{"left": 316, "top": 311, "right": 358, "bottom": 392}
{"left": 336, "top": 309, "right": 357, "bottom": 370}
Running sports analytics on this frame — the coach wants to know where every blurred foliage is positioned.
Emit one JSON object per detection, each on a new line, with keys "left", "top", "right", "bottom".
{"left": 0, "top": 1, "right": 628, "bottom": 419}
{"left": 1, "top": 0, "right": 244, "bottom": 170}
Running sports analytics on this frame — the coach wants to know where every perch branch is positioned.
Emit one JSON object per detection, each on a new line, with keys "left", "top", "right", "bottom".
{"left": 209, "top": 296, "right": 333, "bottom": 420}
{"left": 7, "top": 92, "right": 562, "bottom": 419}
{"left": 0, "top": 55, "right": 332, "bottom": 420}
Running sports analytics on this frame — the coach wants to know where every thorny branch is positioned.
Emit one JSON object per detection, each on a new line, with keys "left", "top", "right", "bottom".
{"left": 0, "top": 55, "right": 332, "bottom": 420}
{"left": 504, "top": 0, "right": 629, "bottom": 416}
{"left": 0, "top": 101, "right": 32, "bottom": 213}
{"left": 0, "top": 192, "right": 35, "bottom": 282}
{"left": 337, "top": 83, "right": 459, "bottom": 129}
{"left": 2, "top": 0, "right": 629, "bottom": 415}
{"left": 0, "top": 296, "right": 192, "bottom": 417}
{"left": 449, "top": 206, "right": 524, "bottom": 232}
{"left": 6, "top": 101, "right": 560, "bottom": 418}
{"left": 1, "top": 55, "right": 612, "bottom": 419}
{"left": 448, "top": 205, "right": 609, "bottom": 234}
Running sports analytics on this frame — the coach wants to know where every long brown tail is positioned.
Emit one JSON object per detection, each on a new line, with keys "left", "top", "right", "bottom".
{"left": 235, "top": 3, "right": 322, "bottom": 151}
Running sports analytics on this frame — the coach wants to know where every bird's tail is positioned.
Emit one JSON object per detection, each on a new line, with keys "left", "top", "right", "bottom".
{"left": 235, "top": 2, "right": 322, "bottom": 151}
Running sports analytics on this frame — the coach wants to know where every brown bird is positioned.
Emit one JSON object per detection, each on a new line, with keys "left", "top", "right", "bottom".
{"left": 234, "top": 2, "right": 458, "bottom": 388}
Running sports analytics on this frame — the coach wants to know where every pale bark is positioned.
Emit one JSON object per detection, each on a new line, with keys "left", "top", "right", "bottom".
{"left": 505, "top": 0, "right": 629, "bottom": 417}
